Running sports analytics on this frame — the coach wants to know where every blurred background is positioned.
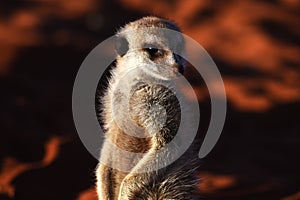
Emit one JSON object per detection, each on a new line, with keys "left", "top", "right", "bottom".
{"left": 0, "top": 0, "right": 299, "bottom": 199}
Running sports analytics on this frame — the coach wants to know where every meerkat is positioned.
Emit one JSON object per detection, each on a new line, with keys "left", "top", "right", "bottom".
{"left": 96, "top": 16, "right": 201, "bottom": 200}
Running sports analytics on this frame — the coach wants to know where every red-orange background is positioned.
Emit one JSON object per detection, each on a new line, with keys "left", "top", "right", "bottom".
{"left": 0, "top": 0, "right": 299, "bottom": 199}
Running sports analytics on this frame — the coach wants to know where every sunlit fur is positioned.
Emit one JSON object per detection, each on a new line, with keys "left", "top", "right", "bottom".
{"left": 96, "top": 16, "right": 201, "bottom": 200}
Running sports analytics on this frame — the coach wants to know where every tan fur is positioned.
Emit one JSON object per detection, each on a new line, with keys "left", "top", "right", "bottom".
{"left": 96, "top": 16, "right": 200, "bottom": 200}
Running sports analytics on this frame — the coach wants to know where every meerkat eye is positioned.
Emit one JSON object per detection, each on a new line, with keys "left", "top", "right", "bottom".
{"left": 143, "top": 46, "right": 164, "bottom": 60}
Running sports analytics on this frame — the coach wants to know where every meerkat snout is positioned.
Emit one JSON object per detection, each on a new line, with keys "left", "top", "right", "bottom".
{"left": 173, "top": 53, "right": 185, "bottom": 74}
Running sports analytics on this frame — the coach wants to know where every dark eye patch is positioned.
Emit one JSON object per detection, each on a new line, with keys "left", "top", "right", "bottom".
{"left": 142, "top": 44, "right": 165, "bottom": 60}
{"left": 144, "top": 47, "right": 163, "bottom": 59}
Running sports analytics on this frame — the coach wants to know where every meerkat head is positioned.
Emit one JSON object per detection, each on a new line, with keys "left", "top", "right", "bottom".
{"left": 114, "top": 16, "right": 186, "bottom": 80}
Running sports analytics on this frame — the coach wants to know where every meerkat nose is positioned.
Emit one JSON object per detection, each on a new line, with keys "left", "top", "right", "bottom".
{"left": 172, "top": 63, "right": 184, "bottom": 75}
{"left": 173, "top": 53, "right": 184, "bottom": 74}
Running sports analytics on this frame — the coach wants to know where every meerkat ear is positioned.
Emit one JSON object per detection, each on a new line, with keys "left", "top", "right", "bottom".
{"left": 115, "top": 36, "right": 129, "bottom": 56}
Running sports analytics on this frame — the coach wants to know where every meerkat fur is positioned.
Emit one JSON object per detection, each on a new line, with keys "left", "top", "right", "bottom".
{"left": 96, "top": 16, "right": 201, "bottom": 200}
